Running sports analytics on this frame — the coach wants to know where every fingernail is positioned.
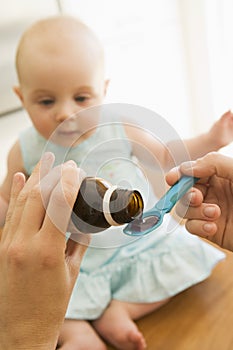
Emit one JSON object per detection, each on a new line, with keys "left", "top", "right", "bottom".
{"left": 169, "top": 166, "right": 180, "bottom": 174}
{"left": 181, "top": 161, "right": 196, "bottom": 170}
{"left": 203, "top": 223, "right": 214, "bottom": 232}
{"left": 186, "top": 191, "right": 196, "bottom": 203}
{"left": 42, "top": 152, "right": 54, "bottom": 161}
{"left": 203, "top": 206, "right": 216, "bottom": 218}
{"left": 65, "top": 160, "right": 77, "bottom": 168}
{"left": 13, "top": 172, "right": 25, "bottom": 186}
{"left": 78, "top": 168, "right": 86, "bottom": 178}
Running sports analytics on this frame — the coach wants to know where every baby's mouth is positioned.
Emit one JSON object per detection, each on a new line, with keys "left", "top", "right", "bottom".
{"left": 56, "top": 128, "right": 82, "bottom": 139}
{"left": 58, "top": 130, "right": 79, "bottom": 136}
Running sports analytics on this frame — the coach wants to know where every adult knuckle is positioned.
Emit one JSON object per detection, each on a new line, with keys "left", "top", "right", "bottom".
{"left": 37, "top": 245, "right": 60, "bottom": 268}
{"left": 53, "top": 183, "right": 75, "bottom": 208}
{"left": 206, "top": 152, "right": 218, "bottom": 162}
{"left": 16, "top": 190, "right": 28, "bottom": 206}
{"left": 185, "top": 220, "right": 195, "bottom": 234}
{"left": 6, "top": 242, "right": 27, "bottom": 266}
{"left": 4, "top": 210, "right": 13, "bottom": 225}
{"left": 52, "top": 189, "right": 67, "bottom": 207}
{"left": 64, "top": 183, "right": 76, "bottom": 204}
{"left": 28, "top": 185, "right": 42, "bottom": 201}
{"left": 40, "top": 253, "right": 59, "bottom": 268}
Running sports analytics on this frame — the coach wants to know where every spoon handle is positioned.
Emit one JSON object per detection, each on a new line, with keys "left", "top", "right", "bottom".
{"left": 155, "top": 176, "right": 199, "bottom": 213}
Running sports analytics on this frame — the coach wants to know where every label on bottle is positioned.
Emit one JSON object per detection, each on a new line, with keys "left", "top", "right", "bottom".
{"left": 103, "top": 185, "right": 121, "bottom": 226}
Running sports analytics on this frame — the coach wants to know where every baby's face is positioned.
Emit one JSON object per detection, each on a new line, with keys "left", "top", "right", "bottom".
{"left": 16, "top": 46, "right": 107, "bottom": 147}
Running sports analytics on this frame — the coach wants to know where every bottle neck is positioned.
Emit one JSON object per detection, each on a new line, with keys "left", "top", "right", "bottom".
{"left": 103, "top": 187, "right": 144, "bottom": 226}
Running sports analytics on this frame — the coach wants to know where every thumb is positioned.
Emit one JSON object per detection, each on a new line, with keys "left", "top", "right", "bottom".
{"left": 65, "top": 236, "right": 89, "bottom": 284}
{"left": 180, "top": 152, "right": 233, "bottom": 181}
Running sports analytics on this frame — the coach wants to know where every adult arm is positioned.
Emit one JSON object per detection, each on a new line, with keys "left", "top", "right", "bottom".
{"left": 0, "top": 152, "right": 88, "bottom": 350}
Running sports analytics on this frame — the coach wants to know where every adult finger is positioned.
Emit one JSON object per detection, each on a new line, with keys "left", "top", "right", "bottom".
{"left": 166, "top": 165, "right": 209, "bottom": 187}
{"left": 179, "top": 188, "right": 204, "bottom": 207}
{"left": 176, "top": 201, "right": 220, "bottom": 222}
{"left": 65, "top": 236, "right": 89, "bottom": 285}
{"left": 185, "top": 219, "right": 218, "bottom": 238}
{"left": 17, "top": 162, "right": 69, "bottom": 235}
{"left": 41, "top": 162, "right": 85, "bottom": 244}
{"left": 11, "top": 153, "right": 56, "bottom": 237}
{"left": 1, "top": 172, "right": 26, "bottom": 242}
{"left": 165, "top": 166, "right": 181, "bottom": 186}
{"left": 180, "top": 152, "right": 233, "bottom": 181}
{"left": 173, "top": 187, "right": 205, "bottom": 220}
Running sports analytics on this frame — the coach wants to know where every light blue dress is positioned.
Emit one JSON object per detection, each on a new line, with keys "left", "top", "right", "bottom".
{"left": 19, "top": 124, "right": 225, "bottom": 320}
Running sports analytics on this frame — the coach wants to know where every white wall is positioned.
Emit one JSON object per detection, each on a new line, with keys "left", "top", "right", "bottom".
{"left": 59, "top": 0, "right": 193, "bottom": 137}
{"left": 0, "top": 0, "right": 59, "bottom": 114}
{"left": 1, "top": 0, "right": 233, "bottom": 184}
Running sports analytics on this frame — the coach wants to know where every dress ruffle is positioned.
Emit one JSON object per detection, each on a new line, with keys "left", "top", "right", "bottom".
{"left": 66, "top": 231, "right": 225, "bottom": 320}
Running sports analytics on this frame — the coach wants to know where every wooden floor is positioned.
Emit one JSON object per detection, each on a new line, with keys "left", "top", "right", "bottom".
{"left": 107, "top": 244, "right": 233, "bottom": 350}
{"left": 2, "top": 221, "right": 233, "bottom": 349}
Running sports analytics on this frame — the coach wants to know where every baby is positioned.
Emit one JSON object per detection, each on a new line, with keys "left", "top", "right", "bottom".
{"left": 0, "top": 15, "right": 232, "bottom": 350}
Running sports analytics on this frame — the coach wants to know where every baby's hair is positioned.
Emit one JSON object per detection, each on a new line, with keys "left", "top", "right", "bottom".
{"left": 15, "top": 15, "right": 104, "bottom": 83}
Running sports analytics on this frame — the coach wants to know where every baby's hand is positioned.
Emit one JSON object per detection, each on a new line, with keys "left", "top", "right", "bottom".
{"left": 208, "top": 110, "right": 233, "bottom": 148}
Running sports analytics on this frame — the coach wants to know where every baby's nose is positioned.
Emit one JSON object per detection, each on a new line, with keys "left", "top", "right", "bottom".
{"left": 55, "top": 103, "right": 79, "bottom": 122}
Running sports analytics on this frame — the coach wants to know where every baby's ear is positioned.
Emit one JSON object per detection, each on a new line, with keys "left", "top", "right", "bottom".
{"left": 13, "top": 85, "right": 24, "bottom": 103}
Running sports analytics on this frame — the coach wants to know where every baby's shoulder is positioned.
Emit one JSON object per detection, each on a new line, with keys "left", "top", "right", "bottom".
{"left": 7, "top": 140, "right": 24, "bottom": 173}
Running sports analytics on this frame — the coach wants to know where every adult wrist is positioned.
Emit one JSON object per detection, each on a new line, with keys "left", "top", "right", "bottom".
{"left": 1, "top": 339, "right": 57, "bottom": 350}
{"left": 0, "top": 327, "right": 59, "bottom": 350}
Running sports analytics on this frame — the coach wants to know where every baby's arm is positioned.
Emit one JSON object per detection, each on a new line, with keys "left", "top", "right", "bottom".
{"left": 125, "top": 124, "right": 178, "bottom": 170}
{"left": 124, "top": 125, "right": 172, "bottom": 197}
{"left": 169, "top": 110, "right": 233, "bottom": 164}
{"left": 126, "top": 110, "right": 233, "bottom": 170}
{"left": 0, "top": 141, "right": 25, "bottom": 227}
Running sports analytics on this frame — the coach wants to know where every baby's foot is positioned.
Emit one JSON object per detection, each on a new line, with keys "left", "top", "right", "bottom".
{"left": 120, "top": 327, "right": 146, "bottom": 350}
{"left": 57, "top": 319, "right": 107, "bottom": 350}
{"left": 92, "top": 309, "right": 146, "bottom": 350}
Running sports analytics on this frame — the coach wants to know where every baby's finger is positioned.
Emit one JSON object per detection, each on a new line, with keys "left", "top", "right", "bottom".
{"left": 185, "top": 219, "right": 218, "bottom": 238}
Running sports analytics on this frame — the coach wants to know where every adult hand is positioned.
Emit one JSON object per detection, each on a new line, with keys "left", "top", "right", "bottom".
{"left": 0, "top": 152, "right": 88, "bottom": 350}
{"left": 166, "top": 152, "right": 233, "bottom": 251}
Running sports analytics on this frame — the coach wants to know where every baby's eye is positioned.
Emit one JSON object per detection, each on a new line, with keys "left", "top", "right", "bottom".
{"left": 39, "top": 99, "right": 54, "bottom": 106}
{"left": 75, "top": 96, "right": 89, "bottom": 103}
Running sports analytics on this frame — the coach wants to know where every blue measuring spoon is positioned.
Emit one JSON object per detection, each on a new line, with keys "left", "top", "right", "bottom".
{"left": 123, "top": 176, "right": 199, "bottom": 236}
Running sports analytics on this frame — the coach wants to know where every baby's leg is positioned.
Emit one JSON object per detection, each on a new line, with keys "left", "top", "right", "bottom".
{"left": 92, "top": 298, "right": 170, "bottom": 350}
{"left": 57, "top": 319, "right": 107, "bottom": 350}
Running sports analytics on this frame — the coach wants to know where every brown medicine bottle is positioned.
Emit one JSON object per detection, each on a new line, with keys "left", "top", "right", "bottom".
{"left": 71, "top": 177, "right": 144, "bottom": 233}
